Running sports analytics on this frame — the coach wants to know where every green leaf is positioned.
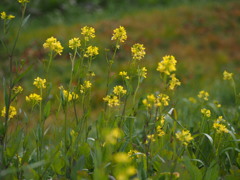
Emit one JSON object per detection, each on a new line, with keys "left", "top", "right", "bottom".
{"left": 21, "top": 14, "right": 31, "bottom": 27}
{"left": 183, "top": 156, "right": 203, "bottom": 180}
{"left": 204, "top": 161, "right": 219, "bottom": 180}
{"left": 43, "top": 101, "right": 51, "bottom": 120}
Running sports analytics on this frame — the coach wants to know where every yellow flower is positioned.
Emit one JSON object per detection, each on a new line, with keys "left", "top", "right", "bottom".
{"left": 157, "top": 55, "right": 177, "bottom": 75}
{"left": 142, "top": 94, "right": 156, "bottom": 108}
{"left": 156, "top": 126, "right": 165, "bottom": 137}
{"left": 81, "top": 26, "right": 96, "bottom": 41}
{"left": 223, "top": 70, "right": 233, "bottom": 80}
{"left": 213, "top": 123, "right": 228, "bottom": 134}
{"left": 214, "top": 100, "right": 221, "bottom": 108}
{"left": 111, "top": 26, "right": 127, "bottom": 43}
{"left": 119, "top": 71, "right": 130, "bottom": 79}
{"left": 128, "top": 150, "right": 146, "bottom": 159}
{"left": 215, "top": 116, "right": 225, "bottom": 123}
{"left": 131, "top": 43, "right": 146, "bottom": 61}
{"left": 169, "top": 74, "right": 181, "bottom": 90}
{"left": 138, "top": 67, "right": 147, "bottom": 78}
{"left": 103, "top": 95, "right": 120, "bottom": 107}
{"left": 156, "top": 93, "right": 170, "bottom": 107}
{"left": 80, "top": 81, "right": 92, "bottom": 93}
{"left": 113, "top": 85, "right": 127, "bottom": 96}
{"left": 63, "top": 90, "right": 79, "bottom": 102}
{"left": 1, "top": 106, "right": 17, "bottom": 119}
{"left": 1, "top": 11, "right": 15, "bottom": 20}
{"left": 105, "top": 128, "right": 121, "bottom": 144}
{"left": 201, "top": 108, "right": 211, "bottom": 117}
{"left": 43, "top": 36, "right": 63, "bottom": 55}
{"left": 113, "top": 152, "right": 130, "bottom": 163}
{"left": 13, "top": 86, "right": 23, "bottom": 94}
{"left": 33, "top": 77, "right": 46, "bottom": 89}
{"left": 198, "top": 90, "right": 209, "bottom": 101}
{"left": 84, "top": 46, "right": 99, "bottom": 57}
{"left": 69, "top": 37, "right": 81, "bottom": 50}
{"left": 188, "top": 97, "right": 197, "bottom": 104}
{"left": 26, "top": 93, "right": 42, "bottom": 103}
{"left": 18, "top": 0, "right": 30, "bottom": 4}
{"left": 176, "top": 130, "right": 193, "bottom": 146}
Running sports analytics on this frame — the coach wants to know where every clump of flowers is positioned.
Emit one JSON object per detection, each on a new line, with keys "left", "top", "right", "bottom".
{"left": 1, "top": 106, "right": 17, "bottom": 119}
{"left": 188, "top": 97, "right": 197, "bottom": 104}
{"left": 33, "top": 77, "right": 46, "bottom": 89}
{"left": 128, "top": 150, "right": 146, "bottom": 159}
{"left": 13, "top": 86, "right": 23, "bottom": 94}
{"left": 131, "top": 43, "right": 146, "bottom": 61}
{"left": 157, "top": 55, "right": 177, "bottom": 75}
{"left": 137, "top": 67, "right": 147, "bottom": 79}
{"left": 63, "top": 90, "right": 79, "bottom": 102}
{"left": 223, "top": 70, "right": 233, "bottom": 80}
{"left": 176, "top": 130, "right": 193, "bottom": 146}
{"left": 1, "top": 11, "right": 15, "bottom": 20}
{"left": 103, "top": 95, "right": 120, "bottom": 107}
{"left": 198, "top": 90, "right": 209, "bottom": 101}
{"left": 142, "top": 93, "right": 170, "bottom": 108}
{"left": 81, "top": 26, "right": 96, "bottom": 41}
{"left": 80, "top": 81, "right": 92, "bottom": 94}
{"left": 119, "top": 71, "right": 130, "bottom": 80}
{"left": 26, "top": 93, "right": 42, "bottom": 104}
{"left": 18, "top": 0, "right": 30, "bottom": 4}
{"left": 69, "top": 37, "right": 81, "bottom": 50}
{"left": 113, "top": 85, "right": 127, "bottom": 96}
{"left": 213, "top": 100, "right": 221, "bottom": 108}
{"left": 43, "top": 36, "right": 63, "bottom": 55}
{"left": 169, "top": 74, "right": 181, "bottom": 90}
{"left": 201, "top": 108, "right": 211, "bottom": 117}
{"left": 105, "top": 128, "right": 121, "bottom": 144}
{"left": 111, "top": 26, "right": 127, "bottom": 43}
{"left": 113, "top": 152, "right": 131, "bottom": 163}
{"left": 213, "top": 116, "right": 228, "bottom": 134}
{"left": 84, "top": 46, "right": 99, "bottom": 58}
{"left": 156, "top": 126, "right": 165, "bottom": 137}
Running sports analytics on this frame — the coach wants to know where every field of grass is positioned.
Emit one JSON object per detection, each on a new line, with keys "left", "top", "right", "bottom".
{"left": 0, "top": 0, "right": 240, "bottom": 179}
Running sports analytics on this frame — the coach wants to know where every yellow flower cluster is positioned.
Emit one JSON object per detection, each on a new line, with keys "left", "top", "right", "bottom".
{"left": 128, "top": 150, "right": 146, "bottom": 159}
{"left": 63, "top": 90, "right": 79, "bottom": 102}
{"left": 213, "top": 100, "right": 221, "bottom": 108}
{"left": 223, "top": 70, "right": 233, "bottom": 80}
{"left": 119, "top": 71, "right": 129, "bottom": 79}
{"left": 142, "top": 93, "right": 170, "bottom": 108}
{"left": 84, "top": 46, "right": 99, "bottom": 57}
{"left": 103, "top": 95, "right": 120, "bottom": 107}
{"left": 33, "top": 77, "right": 46, "bottom": 89}
{"left": 26, "top": 93, "right": 42, "bottom": 103}
{"left": 18, "top": 0, "right": 30, "bottom": 4}
{"left": 43, "top": 36, "right": 63, "bottom": 55}
{"left": 69, "top": 37, "right": 81, "bottom": 50}
{"left": 156, "top": 126, "right": 165, "bottom": 137}
{"left": 198, "top": 90, "right": 209, "bottom": 101}
{"left": 201, "top": 108, "right": 211, "bottom": 117}
{"left": 131, "top": 43, "right": 146, "bottom": 61}
{"left": 105, "top": 128, "right": 121, "bottom": 144}
{"left": 138, "top": 67, "right": 147, "bottom": 78}
{"left": 176, "top": 130, "right": 193, "bottom": 146}
{"left": 1, "top": 11, "right": 15, "bottom": 20}
{"left": 213, "top": 116, "right": 228, "bottom": 134}
{"left": 157, "top": 55, "right": 177, "bottom": 75}
{"left": 188, "top": 97, "right": 197, "bottom": 104}
{"left": 13, "top": 86, "right": 23, "bottom": 94}
{"left": 1, "top": 106, "right": 17, "bottom": 119}
{"left": 80, "top": 80, "right": 92, "bottom": 94}
{"left": 81, "top": 26, "right": 96, "bottom": 41}
{"left": 111, "top": 26, "right": 127, "bottom": 43}
{"left": 113, "top": 152, "right": 131, "bottom": 163}
{"left": 146, "top": 134, "right": 156, "bottom": 144}
{"left": 169, "top": 74, "right": 181, "bottom": 90}
{"left": 113, "top": 85, "right": 127, "bottom": 96}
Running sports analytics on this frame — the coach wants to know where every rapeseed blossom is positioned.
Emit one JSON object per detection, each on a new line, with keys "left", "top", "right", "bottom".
{"left": 198, "top": 90, "right": 209, "bottom": 101}
{"left": 103, "top": 95, "right": 120, "bottom": 107}
{"left": 119, "top": 71, "right": 129, "bottom": 79}
{"left": 201, "top": 108, "right": 211, "bottom": 117}
{"left": 169, "top": 74, "right": 181, "bottom": 90}
{"left": 113, "top": 152, "right": 130, "bottom": 163}
{"left": 111, "top": 26, "right": 127, "bottom": 43}
{"left": 138, "top": 67, "right": 147, "bottom": 78}
{"left": 18, "top": 0, "right": 30, "bottom": 4}
{"left": 13, "top": 86, "right": 23, "bottom": 94}
{"left": 188, "top": 97, "right": 197, "bottom": 104}
{"left": 43, "top": 37, "right": 63, "bottom": 55}
{"left": 105, "top": 128, "right": 121, "bottom": 144}
{"left": 1, "top": 106, "right": 17, "bottom": 119}
{"left": 69, "top": 37, "right": 81, "bottom": 50}
{"left": 113, "top": 85, "right": 127, "bottom": 96}
{"left": 81, "top": 26, "right": 95, "bottom": 41}
{"left": 84, "top": 46, "right": 99, "bottom": 57}
{"left": 1, "top": 12, "right": 15, "bottom": 20}
{"left": 223, "top": 70, "right": 233, "bottom": 80}
{"left": 213, "top": 123, "right": 228, "bottom": 134}
{"left": 26, "top": 93, "right": 42, "bottom": 103}
{"left": 80, "top": 81, "right": 92, "bottom": 94}
{"left": 157, "top": 55, "right": 177, "bottom": 75}
{"left": 33, "top": 77, "right": 46, "bottom": 89}
{"left": 128, "top": 150, "right": 146, "bottom": 159}
{"left": 156, "top": 126, "right": 165, "bottom": 137}
{"left": 176, "top": 130, "right": 193, "bottom": 146}
{"left": 63, "top": 90, "right": 79, "bottom": 102}
{"left": 155, "top": 93, "right": 170, "bottom": 107}
{"left": 142, "top": 94, "right": 155, "bottom": 108}
{"left": 131, "top": 43, "right": 146, "bottom": 61}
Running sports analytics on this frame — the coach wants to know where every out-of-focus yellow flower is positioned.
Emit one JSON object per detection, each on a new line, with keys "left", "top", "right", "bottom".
{"left": 128, "top": 150, "right": 146, "bottom": 159}
{"left": 188, "top": 97, "right": 197, "bottom": 104}
{"left": 43, "top": 36, "right": 63, "bottom": 55}
{"left": 26, "top": 93, "right": 42, "bottom": 103}
{"left": 213, "top": 122, "right": 228, "bottom": 134}
{"left": 33, "top": 77, "right": 46, "bottom": 89}
{"left": 156, "top": 93, "right": 170, "bottom": 107}
{"left": 13, "top": 86, "right": 23, "bottom": 94}
{"left": 157, "top": 115, "right": 165, "bottom": 128}
{"left": 69, "top": 37, "right": 81, "bottom": 50}
{"left": 198, "top": 90, "right": 209, "bottom": 101}
{"left": 215, "top": 116, "right": 225, "bottom": 123}
{"left": 142, "top": 94, "right": 155, "bottom": 108}
{"left": 113, "top": 85, "right": 127, "bottom": 96}
{"left": 138, "top": 67, "right": 147, "bottom": 78}
{"left": 157, "top": 55, "right": 177, "bottom": 75}
{"left": 105, "top": 128, "right": 121, "bottom": 144}
{"left": 213, "top": 100, "right": 221, "bottom": 108}
{"left": 18, "top": 0, "right": 30, "bottom": 4}
{"left": 1, "top": 106, "right": 17, "bottom": 119}
{"left": 119, "top": 71, "right": 130, "bottom": 79}
{"left": 201, "top": 108, "right": 211, "bottom": 117}
{"left": 63, "top": 90, "right": 79, "bottom": 102}
{"left": 169, "top": 74, "right": 181, "bottom": 90}
{"left": 113, "top": 152, "right": 130, "bottom": 163}
{"left": 81, "top": 26, "right": 95, "bottom": 41}
{"left": 147, "top": 134, "right": 156, "bottom": 143}
{"left": 111, "top": 26, "right": 127, "bottom": 43}
{"left": 80, "top": 81, "right": 92, "bottom": 94}
{"left": 131, "top": 43, "right": 146, "bottom": 61}
{"left": 84, "top": 46, "right": 99, "bottom": 57}
{"left": 103, "top": 95, "right": 120, "bottom": 107}
{"left": 156, "top": 126, "right": 165, "bottom": 137}
{"left": 1, "top": 11, "right": 15, "bottom": 20}
{"left": 223, "top": 70, "right": 233, "bottom": 80}
{"left": 176, "top": 130, "right": 193, "bottom": 146}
